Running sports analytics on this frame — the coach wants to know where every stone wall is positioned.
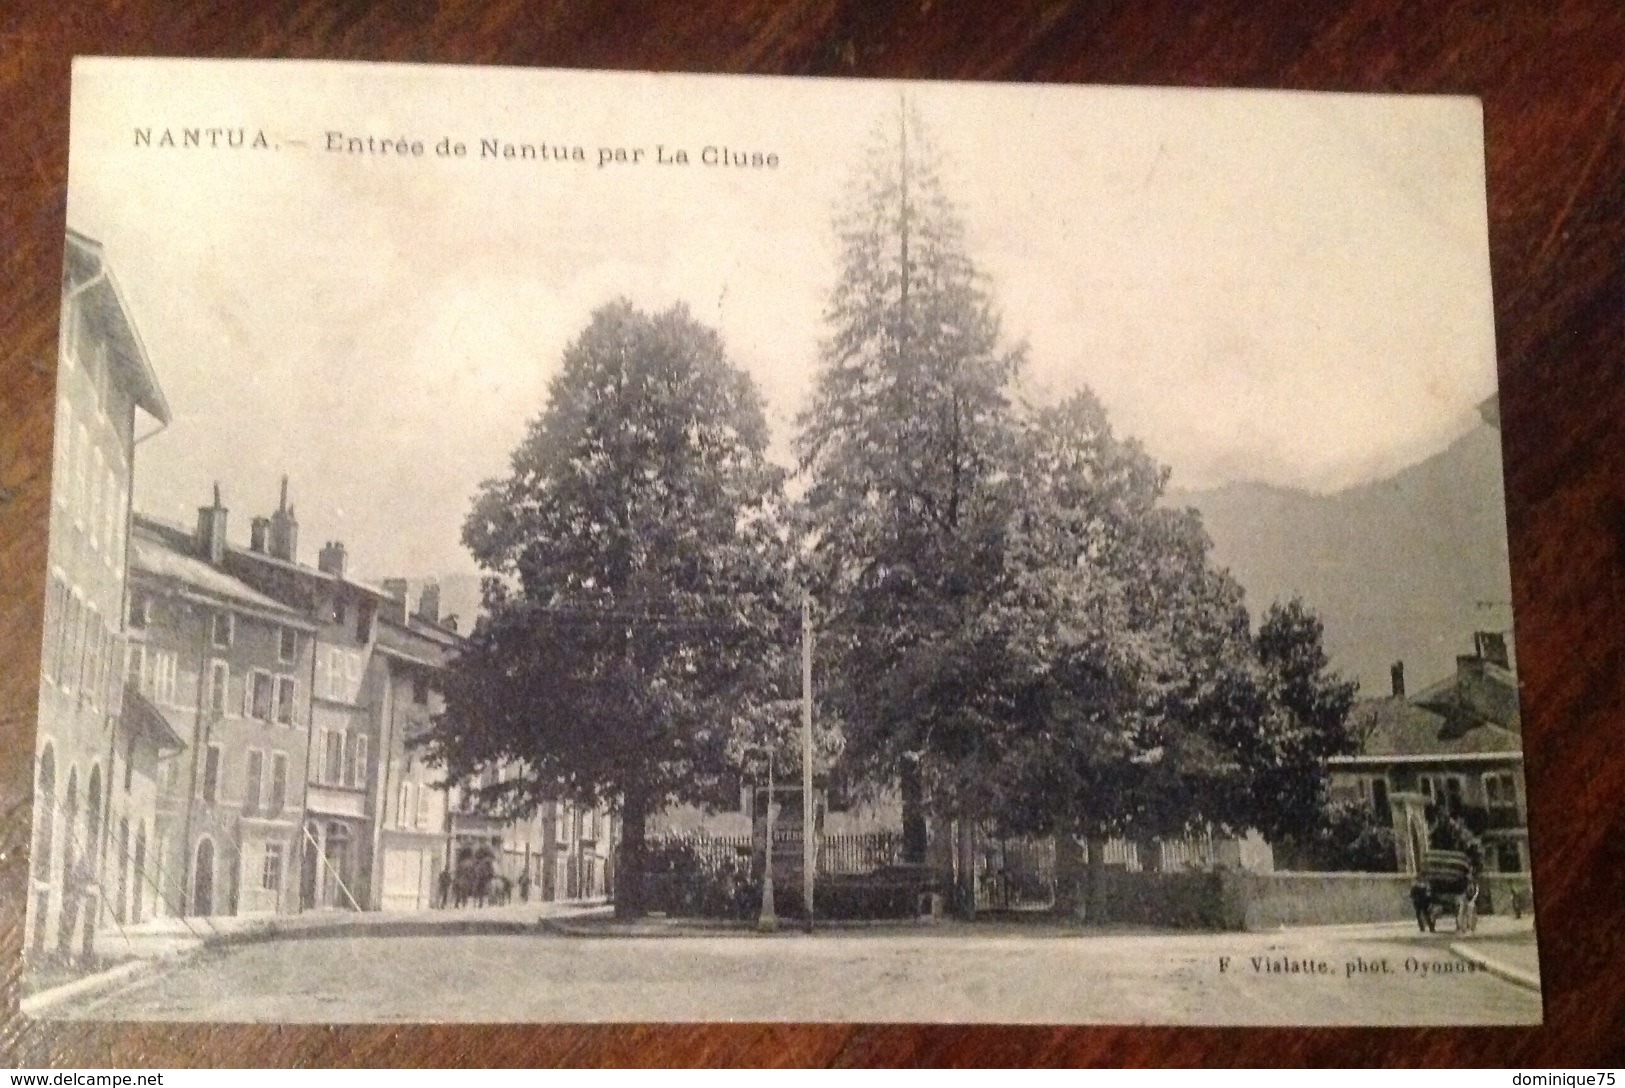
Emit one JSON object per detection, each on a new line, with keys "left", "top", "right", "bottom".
{"left": 1077, "top": 868, "right": 1536, "bottom": 931}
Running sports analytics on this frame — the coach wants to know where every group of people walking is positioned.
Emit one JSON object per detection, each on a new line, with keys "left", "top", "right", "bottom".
{"left": 434, "top": 844, "right": 533, "bottom": 909}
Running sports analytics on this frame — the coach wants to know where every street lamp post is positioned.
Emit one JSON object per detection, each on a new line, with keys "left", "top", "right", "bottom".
{"left": 802, "top": 591, "right": 815, "bottom": 933}
{"left": 758, "top": 749, "right": 777, "bottom": 933}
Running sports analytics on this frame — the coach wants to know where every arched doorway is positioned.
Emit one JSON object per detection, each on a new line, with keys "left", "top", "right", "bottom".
{"left": 115, "top": 818, "right": 130, "bottom": 923}
{"left": 192, "top": 837, "right": 215, "bottom": 917}
{"left": 323, "top": 822, "right": 353, "bottom": 909}
{"left": 132, "top": 823, "right": 147, "bottom": 924}
{"left": 31, "top": 745, "right": 56, "bottom": 955}
{"left": 85, "top": 765, "right": 102, "bottom": 879}
{"left": 58, "top": 768, "right": 80, "bottom": 953}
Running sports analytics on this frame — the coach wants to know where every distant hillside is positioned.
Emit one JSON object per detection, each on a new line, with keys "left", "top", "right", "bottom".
{"left": 1168, "top": 423, "right": 1514, "bottom": 695}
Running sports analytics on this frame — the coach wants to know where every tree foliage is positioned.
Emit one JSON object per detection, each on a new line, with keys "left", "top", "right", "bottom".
{"left": 796, "top": 106, "right": 1024, "bottom": 854}
{"left": 799, "top": 106, "right": 1359, "bottom": 856}
{"left": 419, "top": 300, "right": 795, "bottom": 914}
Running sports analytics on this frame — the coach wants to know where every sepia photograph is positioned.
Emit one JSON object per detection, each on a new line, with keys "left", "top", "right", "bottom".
{"left": 22, "top": 57, "right": 1538, "bottom": 1025}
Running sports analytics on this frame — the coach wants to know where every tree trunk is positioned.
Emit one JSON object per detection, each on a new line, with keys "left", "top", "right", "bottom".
{"left": 1085, "top": 836, "right": 1108, "bottom": 924}
{"left": 1053, "top": 824, "right": 1084, "bottom": 918}
{"left": 901, "top": 760, "right": 927, "bottom": 864}
{"left": 615, "top": 788, "right": 649, "bottom": 920}
{"left": 955, "top": 817, "right": 977, "bottom": 918}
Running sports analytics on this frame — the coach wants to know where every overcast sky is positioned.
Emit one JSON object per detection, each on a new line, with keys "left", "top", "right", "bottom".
{"left": 67, "top": 59, "right": 1498, "bottom": 581}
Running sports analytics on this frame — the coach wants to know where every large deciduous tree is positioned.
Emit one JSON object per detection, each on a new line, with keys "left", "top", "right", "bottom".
{"left": 420, "top": 299, "right": 794, "bottom": 917}
{"left": 796, "top": 105, "right": 1024, "bottom": 863}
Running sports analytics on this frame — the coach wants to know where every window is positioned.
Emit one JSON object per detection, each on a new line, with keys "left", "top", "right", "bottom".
{"left": 88, "top": 447, "right": 103, "bottom": 548}
{"left": 125, "top": 641, "right": 146, "bottom": 688}
{"left": 110, "top": 472, "right": 126, "bottom": 563}
{"left": 331, "top": 598, "right": 347, "bottom": 626}
{"left": 278, "top": 628, "right": 297, "bottom": 664}
{"left": 399, "top": 781, "right": 415, "bottom": 828}
{"left": 1370, "top": 776, "right": 1389, "bottom": 819}
{"left": 261, "top": 843, "right": 283, "bottom": 892}
{"left": 128, "top": 592, "right": 150, "bottom": 629}
{"left": 355, "top": 600, "right": 373, "bottom": 644}
{"left": 350, "top": 735, "right": 369, "bottom": 789}
{"left": 324, "top": 730, "right": 345, "bottom": 786}
{"left": 82, "top": 615, "right": 102, "bottom": 710}
{"left": 211, "top": 611, "right": 233, "bottom": 648}
{"left": 250, "top": 670, "right": 275, "bottom": 722}
{"left": 268, "top": 753, "right": 288, "bottom": 816}
{"left": 244, "top": 750, "right": 263, "bottom": 813}
{"left": 73, "top": 423, "right": 89, "bottom": 526}
{"left": 323, "top": 647, "right": 345, "bottom": 701}
{"left": 1484, "top": 771, "right": 1519, "bottom": 812}
{"left": 418, "top": 782, "right": 434, "bottom": 828}
{"left": 101, "top": 469, "right": 117, "bottom": 560}
{"left": 412, "top": 671, "right": 429, "bottom": 705}
{"left": 152, "top": 651, "right": 178, "bottom": 705}
{"left": 202, "top": 744, "right": 221, "bottom": 802}
{"left": 275, "top": 676, "right": 297, "bottom": 725}
{"left": 208, "top": 660, "right": 229, "bottom": 714}
{"left": 1495, "top": 840, "right": 1523, "bottom": 873}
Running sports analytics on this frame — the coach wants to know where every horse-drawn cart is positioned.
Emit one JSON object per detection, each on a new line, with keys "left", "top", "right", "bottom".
{"left": 1412, "top": 849, "right": 1480, "bottom": 933}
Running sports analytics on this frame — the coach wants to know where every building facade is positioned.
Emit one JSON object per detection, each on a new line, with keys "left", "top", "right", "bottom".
{"left": 30, "top": 230, "right": 173, "bottom": 962}
{"left": 136, "top": 479, "right": 616, "bottom": 915}
{"left": 128, "top": 507, "right": 317, "bottom": 920}
{"left": 1330, "top": 631, "right": 1528, "bottom": 875}
{"left": 369, "top": 581, "right": 460, "bottom": 911}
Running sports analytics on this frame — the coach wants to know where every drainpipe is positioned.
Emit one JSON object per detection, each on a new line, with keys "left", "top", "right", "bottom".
{"left": 298, "top": 632, "right": 320, "bottom": 911}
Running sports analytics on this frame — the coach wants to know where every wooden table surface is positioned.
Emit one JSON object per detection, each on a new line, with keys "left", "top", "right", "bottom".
{"left": 2, "top": 0, "right": 1622, "bottom": 1068}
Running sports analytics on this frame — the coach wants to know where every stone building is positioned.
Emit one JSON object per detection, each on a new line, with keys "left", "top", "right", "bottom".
{"left": 126, "top": 505, "right": 317, "bottom": 919}
{"left": 1330, "top": 631, "right": 1528, "bottom": 875}
{"left": 30, "top": 230, "right": 174, "bottom": 962}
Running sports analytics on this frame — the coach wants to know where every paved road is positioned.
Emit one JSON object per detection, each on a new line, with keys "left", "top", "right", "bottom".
{"left": 55, "top": 923, "right": 1540, "bottom": 1025}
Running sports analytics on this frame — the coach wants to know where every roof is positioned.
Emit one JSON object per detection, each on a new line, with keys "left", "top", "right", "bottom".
{"left": 225, "top": 541, "right": 395, "bottom": 600}
{"left": 376, "top": 615, "right": 462, "bottom": 669}
{"left": 133, "top": 512, "right": 392, "bottom": 601}
{"left": 64, "top": 230, "right": 171, "bottom": 425}
{"left": 1339, "top": 696, "right": 1523, "bottom": 760}
{"left": 131, "top": 528, "right": 312, "bottom": 625}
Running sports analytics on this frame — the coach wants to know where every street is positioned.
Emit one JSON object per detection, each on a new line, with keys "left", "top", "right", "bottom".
{"left": 52, "top": 920, "right": 1541, "bottom": 1025}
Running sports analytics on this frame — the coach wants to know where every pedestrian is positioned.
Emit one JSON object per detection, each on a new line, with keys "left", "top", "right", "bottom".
{"left": 518, "top": 869, "right": 531, "bottom": 903}
{"left": 1409, "top": 876, "right": 1434, "bottom": 932}
{"left": 475, "top": 849, "right": 495, "bottom": 907}
{"left": 1457, "top": 869, "right": 1480, "bottom": 934}
{"left": 436, "top": 867, "right": 451, "bottom": 910}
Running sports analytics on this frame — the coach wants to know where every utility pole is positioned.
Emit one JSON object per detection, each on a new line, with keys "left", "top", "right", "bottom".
{"left": 802, "top": 591, "right": 815, "bottom": 933}
{"left": 757, "top": 749, "right": 776, "bottom": 933}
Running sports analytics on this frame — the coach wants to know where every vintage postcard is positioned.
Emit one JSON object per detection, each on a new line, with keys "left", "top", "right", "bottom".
{"left": 23, "top": 58, "right": 1538, "bottom": 1024}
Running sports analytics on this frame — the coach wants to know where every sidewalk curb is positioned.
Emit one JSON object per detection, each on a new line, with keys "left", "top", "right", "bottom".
{"left": 1448, "top": 941, "right": 1542, "bottom": 993}
{"left": 19, "top": 958, "right": 156, "bottom": 1018}
{"left": 538, "top": 916, "right": 948, "bottom": 938}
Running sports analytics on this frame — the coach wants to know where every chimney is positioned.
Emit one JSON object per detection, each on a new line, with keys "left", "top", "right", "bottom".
{"left": 250, "top": 516, "right": 270, "bottom": 553}
{"left": 417, "top": 582, "right": 441, "bottom": 625}
{"left": 317, "top": 540, "right": 347, "bottom": 579}
{"left": 1390, "top": 661, "right": 1405, "bottom": 699}
{"left": 442, "top": 614, "right": 459, "bottom": 633}
{"left": 195, "top": 482, "right": 228, "bottom": 566}
{"left": 268, "top": 475, "right": 298, "bottom": 562}
{"left": 1474, "top": 630, "right": 1510, "bottom": 670}
{"left": 380, "top": 578, "right": 409, "bottom": 625}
